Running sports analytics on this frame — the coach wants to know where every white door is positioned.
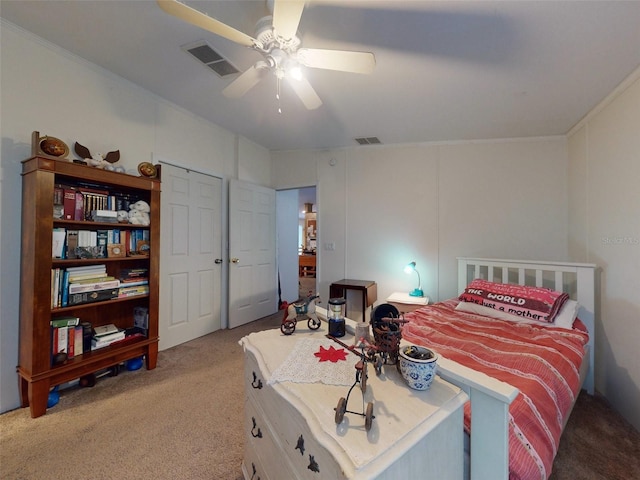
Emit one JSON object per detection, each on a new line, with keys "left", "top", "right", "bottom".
{"left": 160, "top": 164, "right": 223, "bottom": 349}
{"left": 228, "top": 179, "right": 277, "bottom": 328}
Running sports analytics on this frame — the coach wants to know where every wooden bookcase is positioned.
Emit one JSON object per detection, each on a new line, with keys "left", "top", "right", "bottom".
{"left": 18, "top": 156, "right": 161, "bottom": 418}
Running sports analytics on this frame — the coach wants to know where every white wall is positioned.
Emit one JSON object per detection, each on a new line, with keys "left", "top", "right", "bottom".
{"left": 0, "top": 22, "right": 271, "bottom": 413}
{"left": 271, "top": 137, "right": 569, "bottom": 313}
{"left": 568, "top": 68, "right": 640, "bottom": 431}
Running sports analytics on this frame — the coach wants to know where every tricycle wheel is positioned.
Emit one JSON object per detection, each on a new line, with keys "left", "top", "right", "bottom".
{"left": 335, "top": 397, "right": 347, "bottom": 424}
{"left": 281, "top": 320, "right": 296, "bottom": 335}
{"left": 365, "top": 402, "right": 374, "bottom": 431}
{"left": 308, "top": 317, "right": 321, "bottom": 330}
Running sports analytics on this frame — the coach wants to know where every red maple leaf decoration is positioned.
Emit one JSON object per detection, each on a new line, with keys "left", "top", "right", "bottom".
{"left": 314, "top": 345, "right": 348, "bottom": 363}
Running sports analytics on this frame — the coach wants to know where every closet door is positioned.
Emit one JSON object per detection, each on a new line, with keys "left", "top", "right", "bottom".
{"left": 159, "top": 164, "right": 222, "bottom": 349}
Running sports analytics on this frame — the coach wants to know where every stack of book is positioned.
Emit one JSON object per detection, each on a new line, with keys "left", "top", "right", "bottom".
{"left": 118, "top": 268, "right": 149, "bottom": 298}
{"left": 91, "top": 323, "right": 125, "bottom": 350}
{"left": 65, "top": 265, "right": 120, "bottom": 307}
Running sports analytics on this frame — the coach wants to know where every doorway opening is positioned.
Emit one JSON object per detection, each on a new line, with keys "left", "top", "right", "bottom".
{"left": 276, "top": 186, "right": 317, "bottom": 306}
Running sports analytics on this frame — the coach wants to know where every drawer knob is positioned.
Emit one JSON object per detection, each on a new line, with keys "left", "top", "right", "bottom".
{"left": 251, "top": 371, "right": 263, "bottom": 389}
{"left": 295, "top": 434, "right": 305, "bottom": 455}
{"left": 251, "top": 417, "right": 263, "bottom": 438}
{"left": 308, "top": 454, "right": 320, "bottom": 473}
{"left": 251, "top": 462, "right": 260, "bottom": 480}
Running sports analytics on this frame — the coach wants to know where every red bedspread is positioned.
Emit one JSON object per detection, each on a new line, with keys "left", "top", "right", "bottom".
{"left": 402, "top": 299, "right": 589, "bottom": 480}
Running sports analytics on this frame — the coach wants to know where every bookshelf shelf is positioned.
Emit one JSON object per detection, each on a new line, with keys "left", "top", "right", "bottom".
{"left": 50, "top": 294, "right": 150, "bottom": 314}
{"left": 51, "top": 257, "right": 149, "bottom": 266}
{"left": 18, "top": 156, "right": 161, "bottom": 418}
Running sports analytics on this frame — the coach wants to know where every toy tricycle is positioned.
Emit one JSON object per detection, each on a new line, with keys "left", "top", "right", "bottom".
{"left": 328, "top": 334, "right": 377, "bottom": 431}
{"left": 281, "top": 294, "right": 321, "bottom": 335}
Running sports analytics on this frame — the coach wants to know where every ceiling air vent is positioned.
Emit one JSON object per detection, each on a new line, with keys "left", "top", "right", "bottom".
{"left": 355, "top": 137, "right": 382, "bottom": 145}
{"left": 182, "top": 41, "right": 239, "bottom": 78}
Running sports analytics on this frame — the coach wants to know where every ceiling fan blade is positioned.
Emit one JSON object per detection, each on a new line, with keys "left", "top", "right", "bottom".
{"left": 223, "top": 63, "right": 269, "bottom": 98}
{"left": 272, "top": 0, "right": 305, "bottom": 40}
{"left": 286, "top": 76, "right": 322, "bottom": 110}
{"left": 296, "top": 48, "right": 376, "bottom": 74}
{"left": 157, "top": 0, "right": 256, "bottom": 48}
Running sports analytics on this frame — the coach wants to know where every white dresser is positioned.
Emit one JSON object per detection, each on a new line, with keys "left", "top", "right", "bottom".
{"left": 240, "top": 327, "right": 468, "bottom": 480}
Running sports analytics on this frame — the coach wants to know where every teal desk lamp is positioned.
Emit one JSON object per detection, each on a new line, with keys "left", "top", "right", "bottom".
{"left": 404, "top": 261, "right": 424, "bottom": 297}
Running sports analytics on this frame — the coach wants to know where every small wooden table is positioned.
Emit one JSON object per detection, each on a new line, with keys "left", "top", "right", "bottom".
{"left": 329, "top": 279, "right": 377, "bottom": 323}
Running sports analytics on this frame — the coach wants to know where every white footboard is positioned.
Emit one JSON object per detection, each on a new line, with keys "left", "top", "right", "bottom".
{"left": 435, "top": 355, "right": 517, "bottom": 480}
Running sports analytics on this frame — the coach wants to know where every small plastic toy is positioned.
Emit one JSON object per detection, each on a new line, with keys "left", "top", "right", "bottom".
{"left": 281, "top": 293, "right": 321, "bottom": 335}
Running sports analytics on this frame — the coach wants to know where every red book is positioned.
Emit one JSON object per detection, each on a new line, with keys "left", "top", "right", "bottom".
{"left": 63, "top": 189, "right": 76, "bottom": 220}
{"left": 67, "top": 326, "right": 75, "bottom": 359}
{"left": 74, "top": 192, "right": 84, "bottom": 221}
{"left": 52, "top": 326, "right": 58, "bottom": 356}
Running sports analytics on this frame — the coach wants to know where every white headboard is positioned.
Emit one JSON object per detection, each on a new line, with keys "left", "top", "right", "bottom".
{"left": 457, "top": 257, "right": 596, "bottom": 395}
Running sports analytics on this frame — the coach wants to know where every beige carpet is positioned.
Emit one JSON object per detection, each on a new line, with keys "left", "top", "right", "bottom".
{"left": 298, "top": 276, "right": 317, "bottom": 299}
{"left": 1, "top": 311, "right": 638, "bottom": 480}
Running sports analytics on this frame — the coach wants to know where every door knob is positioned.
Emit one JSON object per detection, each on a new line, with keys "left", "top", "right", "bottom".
{"left": 231, "top": 258, "right": 240, "bottom": 263}
{"left": 214, "top": 259, "right": 222, "bottom": 264}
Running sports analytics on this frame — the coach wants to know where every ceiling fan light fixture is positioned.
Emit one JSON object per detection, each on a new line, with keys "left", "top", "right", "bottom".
{"left": 285, "top": 58, "right": 303, "bottom": 81}
{"left": 160, "top": 0, "right": 375, "bottom": 111}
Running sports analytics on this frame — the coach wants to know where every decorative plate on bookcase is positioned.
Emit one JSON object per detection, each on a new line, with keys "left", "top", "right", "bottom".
{"left": 38, "top": 136, "right": 69, "bottom": 158}
{"left": 137, "top": 162, "right": 157, "bottom": 178}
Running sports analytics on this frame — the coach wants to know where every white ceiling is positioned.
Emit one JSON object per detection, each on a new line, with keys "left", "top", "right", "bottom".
{"left": 2, "top": 1, "right": 640, "bottom": 152}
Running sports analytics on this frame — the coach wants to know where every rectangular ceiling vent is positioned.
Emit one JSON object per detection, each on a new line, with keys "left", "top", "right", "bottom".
{"left": 355, "top": 137, "right": 382, "bottom": 145}
{"left": 181, "top": 41, "right": 239, "bottom": 78}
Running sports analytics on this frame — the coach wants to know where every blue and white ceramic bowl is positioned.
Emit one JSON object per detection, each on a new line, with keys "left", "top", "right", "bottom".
{"left": 398, "top": 345, "right": 438, "bottom": 390}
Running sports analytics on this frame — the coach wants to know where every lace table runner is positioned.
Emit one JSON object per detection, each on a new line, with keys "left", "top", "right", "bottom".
{"left": 268, "top": 337, "right": 358, "bottom": 386}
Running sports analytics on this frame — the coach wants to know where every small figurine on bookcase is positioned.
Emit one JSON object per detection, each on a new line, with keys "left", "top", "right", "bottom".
{"left": 128, "top": 200, "right": 150, "bottom": 226}
{"left": 74, "top": 141, "right": 125, "bottom": 172}
{"left": 117, "top": 210, "right": 130, "bottom": 223}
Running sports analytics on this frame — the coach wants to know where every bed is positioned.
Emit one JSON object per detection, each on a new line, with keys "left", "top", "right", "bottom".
{"left": 399, "top": 257, "right": 597, "bottom": 480}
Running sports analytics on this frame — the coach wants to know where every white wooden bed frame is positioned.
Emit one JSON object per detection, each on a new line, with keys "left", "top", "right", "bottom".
{"left": 319, "top": 257, "right": 597, "bottom": 480}
{"left": 449, "top": 257, "right": 597, "bottom": 480}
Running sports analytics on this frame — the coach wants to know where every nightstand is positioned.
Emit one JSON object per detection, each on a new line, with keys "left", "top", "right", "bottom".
{"left": 386, "top": 291, "right": 430, "bottom": 313}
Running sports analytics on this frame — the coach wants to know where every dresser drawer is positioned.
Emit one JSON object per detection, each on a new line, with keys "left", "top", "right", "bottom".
{"left": 244, "top": 397, "right": 297, "bottom": 480}
{"left": 245, "top": 349, "right": 346, "bottom": 479}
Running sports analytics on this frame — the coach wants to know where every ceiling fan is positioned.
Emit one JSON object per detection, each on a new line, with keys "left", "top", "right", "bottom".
{"left": 157, "top": 0, "right": 376, "bottom": 110}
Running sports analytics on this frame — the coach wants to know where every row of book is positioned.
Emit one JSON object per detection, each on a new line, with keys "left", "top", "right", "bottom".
{"left": 50, "top": 317, "right": 91, "bottom": 363}
{"left": 52, "top": 227, "right": 150, "bottom": 259}
{"left": 51, "top": 265, "right": 149, "bottom": 308}
{"left": 50, "top": 315, "right": 148, "bottom": 366}
{"left": 54, "top": 183, "right": 142, "bottom": 222}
